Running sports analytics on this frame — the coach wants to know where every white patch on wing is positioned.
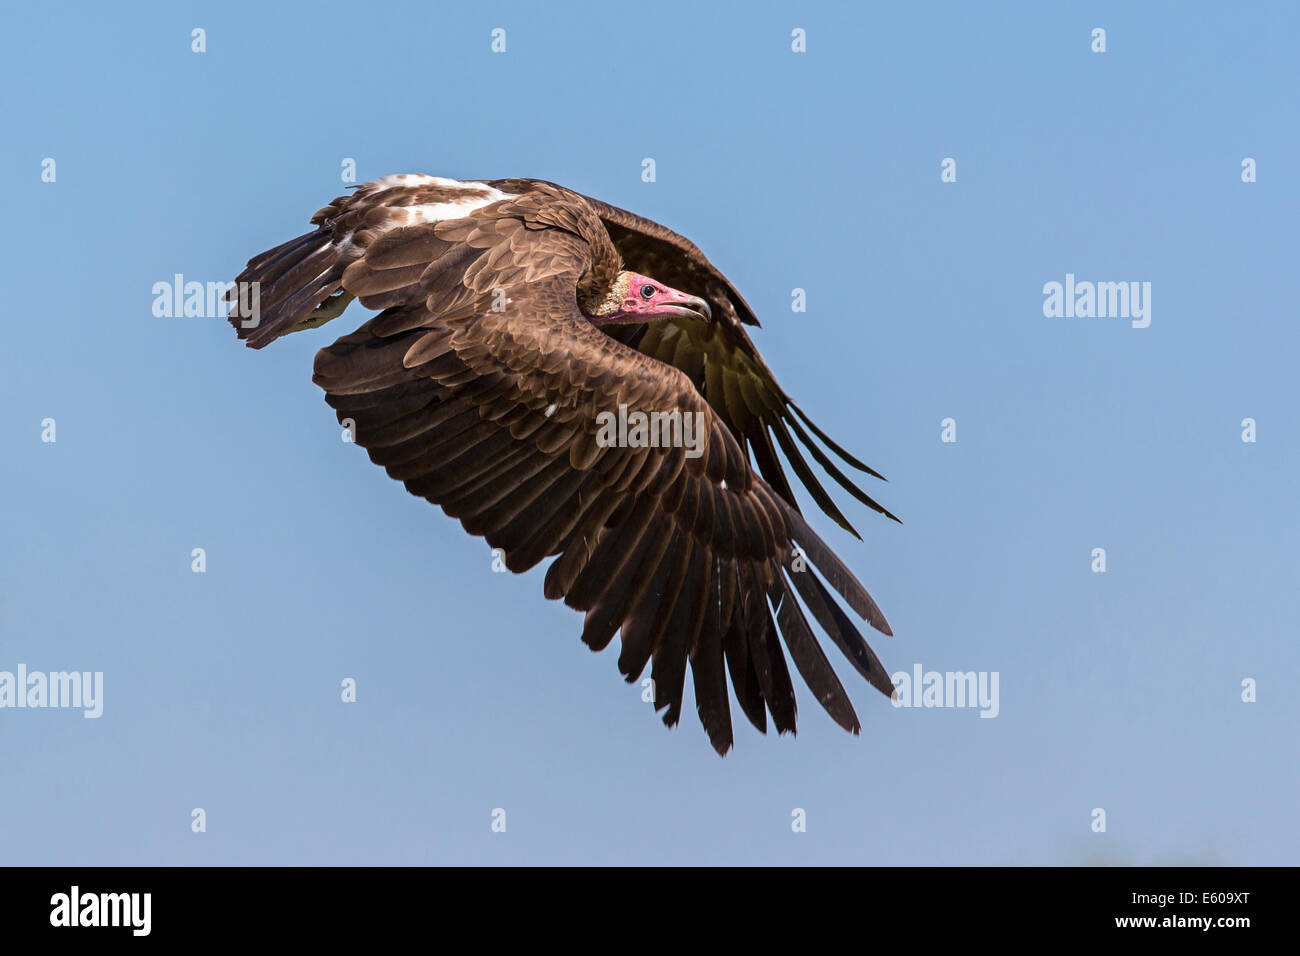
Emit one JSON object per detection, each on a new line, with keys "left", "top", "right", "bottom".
{"left": 369, "top": 174, "right": 516, "bottom": 226}
{"left": 333, "top": 175, "right": 518, "bottom": 257}
{"left": 544, "top": 404, "right": 558, "bottom": 418}
{"left": 406, "top": 187, "right": 516, "bottom": 224}
{"left": 370, "top": 173, "right": 452, "bottom": 188}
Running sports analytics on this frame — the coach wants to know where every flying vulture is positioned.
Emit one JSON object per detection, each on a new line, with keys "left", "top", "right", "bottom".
{"left": 228, "top": 174, "right": 899, "bottom": 754}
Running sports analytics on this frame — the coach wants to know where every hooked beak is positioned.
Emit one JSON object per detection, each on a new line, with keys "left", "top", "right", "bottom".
{"left": 658, "top": 294, "right": 712, "bottom": 324}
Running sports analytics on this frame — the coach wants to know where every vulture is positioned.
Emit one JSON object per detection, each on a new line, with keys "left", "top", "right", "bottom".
{"left": 227, "top": 173, "right": 899, "bottom": 754}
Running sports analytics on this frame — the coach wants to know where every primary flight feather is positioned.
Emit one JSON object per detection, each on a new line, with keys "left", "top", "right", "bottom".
{"left": 228, "top": 173, "right": 899, "bottom": 754}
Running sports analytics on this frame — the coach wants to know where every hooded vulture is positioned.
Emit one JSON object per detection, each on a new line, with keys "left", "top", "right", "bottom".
{"left": 228, "top": 173, "right": 899, "bottom": 754}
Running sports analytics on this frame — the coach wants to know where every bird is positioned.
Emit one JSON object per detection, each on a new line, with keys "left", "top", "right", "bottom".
{"left": 227, "top": 173, "right": 899, "bottom": 754}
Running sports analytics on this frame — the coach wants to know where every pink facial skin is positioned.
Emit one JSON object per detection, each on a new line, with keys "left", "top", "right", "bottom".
{"left": 591, "top": 272, "right": 713, "bottom": 325}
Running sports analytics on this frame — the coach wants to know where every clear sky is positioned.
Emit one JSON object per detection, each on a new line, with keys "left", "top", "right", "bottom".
{"left": 1, "top": 1, "right": 1296, "bottom": 866}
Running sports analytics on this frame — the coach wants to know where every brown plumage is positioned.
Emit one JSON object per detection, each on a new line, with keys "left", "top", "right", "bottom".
{"left": 228, "top": 173, "right": 898, "bottom": 754}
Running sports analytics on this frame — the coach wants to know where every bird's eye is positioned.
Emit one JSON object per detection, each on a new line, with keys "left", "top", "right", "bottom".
{"left": 640, "top": 284, "right": 656, "bottom": 300}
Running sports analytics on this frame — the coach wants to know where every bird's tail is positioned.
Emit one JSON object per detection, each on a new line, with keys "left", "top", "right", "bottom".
{"left": 227, "top": 229, "right": 355, "bottom": 349}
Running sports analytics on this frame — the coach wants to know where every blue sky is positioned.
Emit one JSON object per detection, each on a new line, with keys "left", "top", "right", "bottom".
{"left": 1, "top": 1, "right": 1296, "bottom": 865}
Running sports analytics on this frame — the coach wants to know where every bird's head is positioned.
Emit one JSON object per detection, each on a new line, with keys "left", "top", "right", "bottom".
{"left": 586, "top": 271, "right": 712, "bottom": 326}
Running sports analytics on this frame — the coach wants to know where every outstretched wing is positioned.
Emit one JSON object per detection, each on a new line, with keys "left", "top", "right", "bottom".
{"left": 572, "top": 190, "right": 900, "bottom": 534}
{"left": 230, "top": 176, "right": 895, "bottom": 753}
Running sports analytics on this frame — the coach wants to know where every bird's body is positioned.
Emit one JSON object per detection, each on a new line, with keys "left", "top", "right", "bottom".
{"left": 229, "top": 173, "right": 898, "bottom": 754}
